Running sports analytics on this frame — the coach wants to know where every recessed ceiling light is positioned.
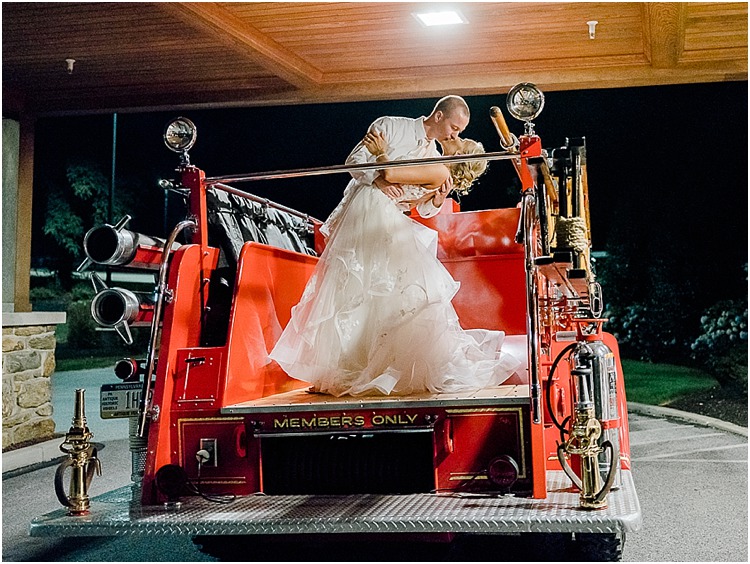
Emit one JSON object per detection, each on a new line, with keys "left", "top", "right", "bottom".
{"left": 413, "top": 10, "right": 467, "bottom": 27}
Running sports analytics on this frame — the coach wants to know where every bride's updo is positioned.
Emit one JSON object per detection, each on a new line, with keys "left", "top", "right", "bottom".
{"left": 449, "top": 139, "right": 488, "bottom": 196}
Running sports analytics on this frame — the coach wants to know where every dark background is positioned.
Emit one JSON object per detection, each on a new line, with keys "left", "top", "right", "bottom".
{"left": 32, "top": 81, "right": 748, "bottom": 309}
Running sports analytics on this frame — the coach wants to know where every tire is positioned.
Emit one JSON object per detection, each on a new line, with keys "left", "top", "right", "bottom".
{"left": 193, "top": 534, "right": 454, "bottom": 561}
{"left": 572, "top": 532, "right": 625, "bottom": 562}
{"left": 194, "top": 532, "right": 625, "bottom": 561}
{"left": 448, "top": 533, "right": 575, "bottom": 561}
{"left": 192, "top": 535, "right": 238, "bottom": 560}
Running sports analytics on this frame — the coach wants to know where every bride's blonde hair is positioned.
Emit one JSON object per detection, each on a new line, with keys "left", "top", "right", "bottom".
{"left": 449, "top": 139, "right": 488, "bottom": 196}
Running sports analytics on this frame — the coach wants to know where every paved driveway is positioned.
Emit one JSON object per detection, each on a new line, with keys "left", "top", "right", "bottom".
{"left": 624, "top": 412, "right": 747, "bottom": 561}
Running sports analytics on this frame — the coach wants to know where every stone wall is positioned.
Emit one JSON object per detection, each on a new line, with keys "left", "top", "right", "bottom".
{"left": 2, "top": 313, "right": 65, "bottom": 450}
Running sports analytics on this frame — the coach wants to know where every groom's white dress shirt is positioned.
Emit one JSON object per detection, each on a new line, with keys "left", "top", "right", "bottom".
{"left": 345, "top": 116, "right": 444, "bottom": 218}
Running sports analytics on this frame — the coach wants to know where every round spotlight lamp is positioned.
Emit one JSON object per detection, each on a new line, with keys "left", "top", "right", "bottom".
{"left": 163, "top": 117, "right": 197, "bottom": 154}
{"left": 506, "top": 82, "right": 545, "bottom": 122}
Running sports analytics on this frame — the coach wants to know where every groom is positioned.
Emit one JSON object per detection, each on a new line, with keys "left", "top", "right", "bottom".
{"left": 345, "top": 95, "right": 471, "bottom": 218}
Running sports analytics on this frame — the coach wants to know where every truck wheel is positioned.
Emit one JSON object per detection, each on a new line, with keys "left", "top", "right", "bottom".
{"left": 572, "top": 532, "right": 625, "bottom": 561}
{"left": 193, "top": 535, "right": 237, "bottom": 560}
{"left": 448, "top": 533, "right": 574, "bottom": 560}
{"left": 523, "top": 533, "right": 574, "bottom": 559}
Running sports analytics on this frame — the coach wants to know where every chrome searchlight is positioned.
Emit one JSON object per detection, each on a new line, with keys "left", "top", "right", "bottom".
{"left": 164, "top": 117, "right": 197, "bottom": 167}
{"left": 506, "top": 82, "right": 545, "bottom": 136}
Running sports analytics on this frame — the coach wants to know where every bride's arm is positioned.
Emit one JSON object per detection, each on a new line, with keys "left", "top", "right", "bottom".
{"left": 363, "top": 131, "right": 450, "bottom": 188}
{"left": 380, "top": 162, "right": 450, "bottom": 189}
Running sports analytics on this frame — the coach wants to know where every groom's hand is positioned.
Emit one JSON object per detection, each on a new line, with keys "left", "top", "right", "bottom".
{"left": 432, "top": 177, "right": 453, "bottom": 207}
{"left": 374, "top": 175, "right": 404, "bottom": 200}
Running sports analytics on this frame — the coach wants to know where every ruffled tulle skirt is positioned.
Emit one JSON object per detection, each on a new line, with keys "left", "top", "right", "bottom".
{"left": 268, "top": 183, "right": 521, "bottom": 396}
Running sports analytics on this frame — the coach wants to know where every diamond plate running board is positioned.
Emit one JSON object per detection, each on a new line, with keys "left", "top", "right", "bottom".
{"left": 31, "top": 471, "right": 641, "bottom": 537}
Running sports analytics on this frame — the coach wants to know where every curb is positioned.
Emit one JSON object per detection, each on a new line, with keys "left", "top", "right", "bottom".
{"left": 2, "top": 438, "right": 66, "bottom": 478}
{"left": 628, "top": 402, "right": 748, "bottom": 437}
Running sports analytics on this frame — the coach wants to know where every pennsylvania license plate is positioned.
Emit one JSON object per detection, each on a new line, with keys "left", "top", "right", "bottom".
{"left": 100, "top": 383, "right": 141, "bottom": 419}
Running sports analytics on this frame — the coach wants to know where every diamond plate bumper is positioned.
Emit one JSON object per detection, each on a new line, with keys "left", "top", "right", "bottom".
{"left": 31, "top": 470, "right": 640, "bottom": 537}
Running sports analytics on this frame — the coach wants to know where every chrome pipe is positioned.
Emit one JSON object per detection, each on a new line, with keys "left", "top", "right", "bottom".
{"left": 206, "top": 151, "right": 518, "bottom": 184}
{"left": 90, "top": 288, "right": 154, "bottom": 328}
{"left": 521, "top": 190, "right": 542, "bottom": 424}
{"left": 83, "top": 224, "right": 178, "bottom": 270}
{"left": 137, "top": 219, "right": 197, "bottom": 438}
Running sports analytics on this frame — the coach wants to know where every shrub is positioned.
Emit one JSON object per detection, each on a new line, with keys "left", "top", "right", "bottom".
{"left": 65, "top": 300, "right": 99, "bottom": 349}
{"left": 69, "top": 281, "right": 95, "bottom": 302}
{"left": 605, "top": 300, "right": 693, "bottom": 363}
{"left": 605, "top": 303, "right": 677, "bottom": 361}
{"left": 690, "top": 300, "right": 748, "bottom": 393}
{"left": 599, "top": 248, "right": 698, "bottom": 363}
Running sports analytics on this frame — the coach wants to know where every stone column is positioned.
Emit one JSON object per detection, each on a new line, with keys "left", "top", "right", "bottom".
{"left": 2, "top": 312, "right": 66, "bottom": 450}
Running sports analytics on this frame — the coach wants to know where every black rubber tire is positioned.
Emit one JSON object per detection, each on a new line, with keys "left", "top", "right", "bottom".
{"left": 193, "top": 534, "right": 454, "bottom": 561}
{"left": 572, "top": 532, "right": 625, "bottom": 562}
{"left": 194, "top": 532, "right": 624, "bottom": 561}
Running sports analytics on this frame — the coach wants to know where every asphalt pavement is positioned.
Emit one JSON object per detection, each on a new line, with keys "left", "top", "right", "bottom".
{"left": 1, "top": 368, "right": 747, "bottom": 562}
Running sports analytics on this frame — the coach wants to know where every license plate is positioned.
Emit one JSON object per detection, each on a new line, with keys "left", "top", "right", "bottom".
{"left": 100, "top": 382, "right": 141, "bottom": 419}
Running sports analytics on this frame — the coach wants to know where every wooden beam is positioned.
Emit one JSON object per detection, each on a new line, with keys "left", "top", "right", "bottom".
{"left": 154, "top": 60, "right": 743, "bottom": 110}
{"left": 14, "top": 114, "right": 34, "bottom": 312}
{"left": 643, "top": 2, "right": 687, "bottom": 68}
{"left": 159, "top": 2, "right": 323, "bottom": 89}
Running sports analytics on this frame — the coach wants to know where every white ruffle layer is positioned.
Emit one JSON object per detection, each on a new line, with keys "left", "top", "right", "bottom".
{"left": 269, "top": 183, "right": 521, "bottom": 397}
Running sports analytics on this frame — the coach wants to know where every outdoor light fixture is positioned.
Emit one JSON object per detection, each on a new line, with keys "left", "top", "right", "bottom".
{"left": 587, "top": 20, "right": 598, "bottom": 39}
{"left": 413, "top": 10, "right": 467, "bottom": 27}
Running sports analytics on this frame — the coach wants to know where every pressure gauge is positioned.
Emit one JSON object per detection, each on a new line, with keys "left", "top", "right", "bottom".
{"left": 163, "top": 117, "right": 197, "bottom": 153}
{"left": 506, "top": 83, "right": 545, "bottom": 122}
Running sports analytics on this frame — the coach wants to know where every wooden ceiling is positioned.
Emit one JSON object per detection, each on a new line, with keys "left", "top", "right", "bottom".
{"left": 3, "top": 2, "right": 747, "bottom": 116}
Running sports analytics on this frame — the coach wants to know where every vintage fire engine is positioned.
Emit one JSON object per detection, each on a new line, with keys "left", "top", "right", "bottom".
{"left": 33, "top": 84, "right": 641, "bottom": 560}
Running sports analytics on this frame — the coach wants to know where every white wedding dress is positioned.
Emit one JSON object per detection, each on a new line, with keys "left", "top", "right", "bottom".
{"left": 268, "top": 181, "right": 521, "bottom": 397}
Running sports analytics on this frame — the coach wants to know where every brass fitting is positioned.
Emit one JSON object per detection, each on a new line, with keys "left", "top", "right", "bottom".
{"left": 558, "top": 402, "right": 616, "bottom": 510}
{"left": 54, "top": 389, "right": 102, "bottom": 515}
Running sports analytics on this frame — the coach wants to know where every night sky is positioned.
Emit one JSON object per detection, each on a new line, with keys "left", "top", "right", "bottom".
{"left": 32, "top": 81, "right": 748, "bottom": 304}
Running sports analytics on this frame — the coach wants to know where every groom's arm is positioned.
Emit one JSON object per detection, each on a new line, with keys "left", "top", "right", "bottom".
{"left": 345, "top": 116, "right": 395, "bottom": 185}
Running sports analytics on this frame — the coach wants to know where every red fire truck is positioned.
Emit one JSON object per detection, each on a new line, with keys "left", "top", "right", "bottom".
{"left": 33, "top": 84, "right": 641, "bottom": 560}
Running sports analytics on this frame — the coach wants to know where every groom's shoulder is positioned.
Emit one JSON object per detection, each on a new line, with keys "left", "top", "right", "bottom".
{"left": 372, "top": 115, "right": 418, "bottom": 132}
{"left": 376, "top": 115, "right": 413, "bottom": 125}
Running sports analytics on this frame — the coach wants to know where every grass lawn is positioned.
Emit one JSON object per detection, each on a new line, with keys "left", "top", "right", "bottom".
{"left": 621, "top": 358, "right": 719, "bottom": 406}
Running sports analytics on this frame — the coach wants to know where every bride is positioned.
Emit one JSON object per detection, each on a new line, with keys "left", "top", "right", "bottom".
{"left": 268, "top": 130, "right": 521, "bottom": 397}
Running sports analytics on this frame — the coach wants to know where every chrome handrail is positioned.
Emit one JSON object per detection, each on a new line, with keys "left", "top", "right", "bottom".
{"left": 520, "top": 189, "right": 542, "bottom": 424}
{"left": 137, "top": 219, "right": 197, "bottom": 437}
{"left": 206, "top": 151, "right": 518, "bottom": 184}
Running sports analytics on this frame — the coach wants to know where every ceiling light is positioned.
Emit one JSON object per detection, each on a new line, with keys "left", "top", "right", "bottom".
{"left": 413, "top": 10, "right": 467, "bottom": 27}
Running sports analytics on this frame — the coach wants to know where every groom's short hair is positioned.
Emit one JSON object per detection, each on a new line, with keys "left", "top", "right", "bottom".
{"left": 433, "top": 95, "right": 470, "bottom": 119}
